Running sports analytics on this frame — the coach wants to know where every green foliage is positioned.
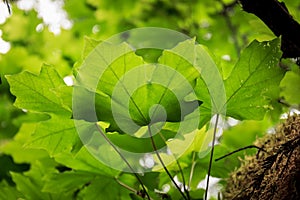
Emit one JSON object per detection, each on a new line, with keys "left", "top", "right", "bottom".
{"left": 224, "top": 39, "right": 284, "bottom": 120}
{"left": 27, "top": 118, "right": 81, "bottom": 156}
{"left": 0, "top": 0, "right": 299, "bottom": 199}
{"left": 280, "top": 65, "right": 300, "bottom": 105}
{"left": 6, "top": 65, "right": 72, "bottom": 117}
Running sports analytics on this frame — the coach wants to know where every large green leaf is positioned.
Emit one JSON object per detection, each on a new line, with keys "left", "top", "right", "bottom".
{"left": 74, "top": 39, "right": 207, "bottom": 135}
{"left": 225, "top": 39, "right": 284, "bottom": 120}
{"left": 73, "top": 41, "right": 139, "bottom": 132}
{"left": 72, "top": 39, "right": 220, "bottom": 175}
{"left": 194, "top": 39, "right": 284, "bottom": 121}
{"left": 6, "top": 65, "right": 72, "bottom": 117}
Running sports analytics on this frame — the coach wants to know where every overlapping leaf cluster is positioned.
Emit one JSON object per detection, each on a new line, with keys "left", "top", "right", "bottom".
{"left": 1, "top": 35, "right": 284, "bottom": 199}
{"left": 0, "top": 0, "right": 297, "bottom": 199}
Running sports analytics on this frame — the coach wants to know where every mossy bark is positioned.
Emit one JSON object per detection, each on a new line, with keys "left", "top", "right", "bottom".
{"left": 224, "top": 115, "right": 300, "bottom": 200}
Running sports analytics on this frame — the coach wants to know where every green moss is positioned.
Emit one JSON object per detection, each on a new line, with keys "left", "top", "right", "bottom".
{"left": 224, "top": 115, "right": 300, "bottom": 200}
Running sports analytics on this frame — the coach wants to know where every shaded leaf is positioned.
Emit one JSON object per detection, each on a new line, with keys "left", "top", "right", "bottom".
{"left": 43, "top": 171, "right": 95, "bottom": 195}
{"left": 77, "top": 176, "right": 131, "bottom": 200}
{"left": 54, "top": 146, "right": 119, "bottom": 177}
{"left": 0, "top": 180, "right": 24, "bottom": 199}
{"left": 1, "top": 123, "right": 49, "bottom": 163}
{"left": 11, "top": 158, "right": 69, "bottom": 200}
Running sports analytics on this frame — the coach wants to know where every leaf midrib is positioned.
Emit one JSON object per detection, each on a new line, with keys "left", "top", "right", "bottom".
{"left": 224, "top": 45, "right": 273, "bottom": 108}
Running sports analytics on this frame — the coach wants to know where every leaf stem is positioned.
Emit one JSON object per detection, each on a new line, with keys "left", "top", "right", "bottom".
{"left": 158, "top": 132, "right": 190, "bottom": 199}
{"left": 188, "top": 151, "right": 196, "bottom": 188}
{"left": 147, "top": 125, "right": 188, "bottom": 200}
{"left": 115, "top": 178, "right": 154, "bottom": 200}
{"left": 115, "top": 178, "right": 137, "bottom": 193}
{"left": 95, "top": 123, "right": 151, "bottom": 200}
{"left": 177, "top": 156, "right": 190, "bottom": 200}
{"left": 204, "top": 114, "right": 220, "bottom": 200}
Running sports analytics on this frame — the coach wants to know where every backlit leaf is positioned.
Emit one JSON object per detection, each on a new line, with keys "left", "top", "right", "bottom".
{"left": 6, "top": 65, "right": 71, "bottom": 117}
{"left": 225, "top": 39, "right": 284, "bottom": 120}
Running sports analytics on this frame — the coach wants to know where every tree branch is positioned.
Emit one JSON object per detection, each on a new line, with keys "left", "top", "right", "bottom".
{"left": 239, "top": 0, "right": 300, "bottom": 58}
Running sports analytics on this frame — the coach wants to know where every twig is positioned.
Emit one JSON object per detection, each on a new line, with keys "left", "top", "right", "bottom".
{"left": 215, "top": 145, "right": 266, "bottom": 162}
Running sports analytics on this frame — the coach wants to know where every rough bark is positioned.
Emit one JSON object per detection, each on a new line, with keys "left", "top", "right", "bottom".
{"left": 239, "top": 0, "right": 300, "bottom": 59}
